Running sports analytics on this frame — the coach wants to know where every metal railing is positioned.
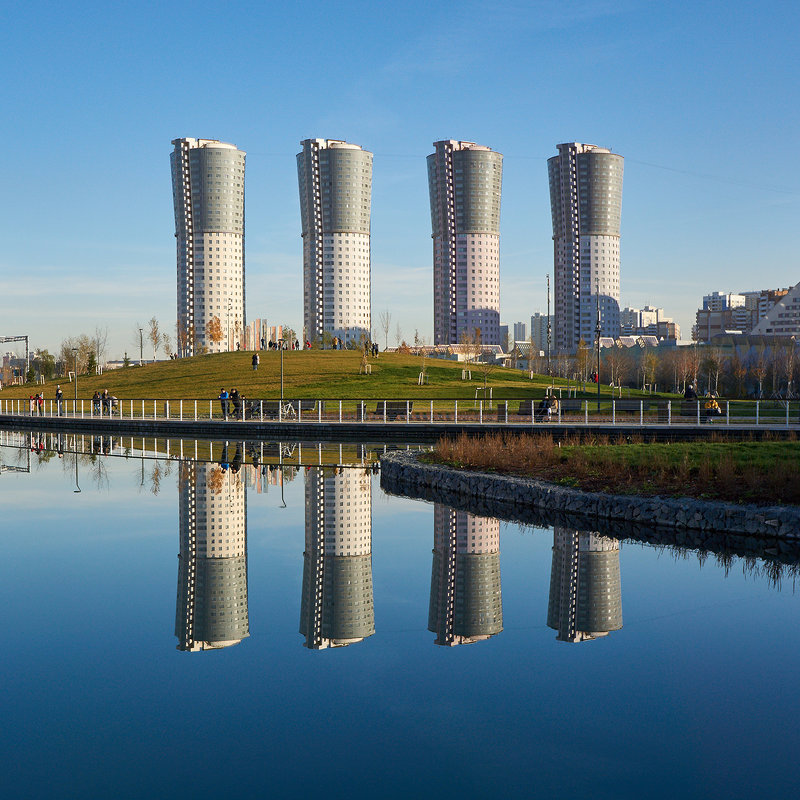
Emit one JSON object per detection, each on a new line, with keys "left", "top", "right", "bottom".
{"left": 1, "top": 396, "right": 798, "bottom": 427}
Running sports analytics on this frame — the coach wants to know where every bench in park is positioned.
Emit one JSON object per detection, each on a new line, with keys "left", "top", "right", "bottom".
{"left": 614, "top": 399, "right": 651, "bottom": 414}
{"left": 373, "top": 401, "right": 413, "bottom": 420}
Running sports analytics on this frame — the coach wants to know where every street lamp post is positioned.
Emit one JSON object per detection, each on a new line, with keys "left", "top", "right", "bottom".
{"left": 546, "top": 275, "right": 552, "bottom": 378}
{"left": 278, "top": 338, "right": 285, "bottom": 401}
{"left": 595, "top": 280, "right": 602, "bottom": 411}
{"left": 139, "top": 328, "right": 143, "bottom": 366}
{"left": 71, "top": 348, "right": 78, "bottom": 408}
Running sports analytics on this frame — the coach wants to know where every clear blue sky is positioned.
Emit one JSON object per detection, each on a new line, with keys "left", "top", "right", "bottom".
{"left": 2, "top": 0, "right": 798, "bottom": 358}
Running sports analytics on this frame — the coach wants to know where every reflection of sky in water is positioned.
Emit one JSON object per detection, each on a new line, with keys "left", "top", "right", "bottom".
{"left": 1, "top": 443, "right": 799, "bottom": 799}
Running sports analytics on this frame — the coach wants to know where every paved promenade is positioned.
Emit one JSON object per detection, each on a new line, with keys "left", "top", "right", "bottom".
{"left": 0, "top": 411, "right": 796, "bottom": 443}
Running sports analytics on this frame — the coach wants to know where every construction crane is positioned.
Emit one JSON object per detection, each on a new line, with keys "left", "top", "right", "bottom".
{"left": 0, "top": 336, "right": 29, "bottom": 371}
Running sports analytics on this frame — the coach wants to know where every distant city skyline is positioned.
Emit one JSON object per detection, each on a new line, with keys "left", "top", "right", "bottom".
{"left": 1, "top": 1, "right": 798, "bottom": 358}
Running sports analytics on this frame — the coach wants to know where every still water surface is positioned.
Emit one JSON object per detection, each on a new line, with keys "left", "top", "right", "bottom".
{"left": 2, "top": 433, "right": 799, "bottom": 799}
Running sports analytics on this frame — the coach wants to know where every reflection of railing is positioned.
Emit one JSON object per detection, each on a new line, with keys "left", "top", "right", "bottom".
{"left": 1, "top": 396, "right": 798, "bottom": 428}
{"left": 0, "top": 429, "right": 422, "bottom": 469}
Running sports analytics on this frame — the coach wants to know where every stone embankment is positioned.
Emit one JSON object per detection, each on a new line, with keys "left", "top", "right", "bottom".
{"left": 379, "top": 451, "right": 800, "bottom": 549}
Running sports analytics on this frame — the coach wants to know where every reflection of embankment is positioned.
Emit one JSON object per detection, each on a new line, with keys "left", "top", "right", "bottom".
{"left": 380, "top": 454, "right": 800, "bottom": 578}
{"left": 300, "top": 467, "right": 374, "bottom": 649}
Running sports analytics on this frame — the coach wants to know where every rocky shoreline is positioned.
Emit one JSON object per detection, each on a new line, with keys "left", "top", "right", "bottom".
{"left": 379, "top": 451, "right": 800, "bottom": 550}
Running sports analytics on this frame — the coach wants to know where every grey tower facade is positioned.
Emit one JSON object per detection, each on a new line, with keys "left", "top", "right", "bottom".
{"left": 300, "top": 467, "right": 374, "bottom": 649}
{"left": 175, "top": 460, "right": 249, "bottom": 651}
{"left": 171, "top": 138, "right": 246, "bottom": 356}
{"left": 548, "top": 143, "right": 623, "bottom": 353}
{"left": 547, "top": 528, "right": 622, "bottom": 643}
{"left": 428, "top": 140, "right": 503, "bottom": 346}
{"left": 297, "top": 139, "right": 373, "bottom": 347}
{"left": 428, "top": 505, "right": 503, "bottom": 646}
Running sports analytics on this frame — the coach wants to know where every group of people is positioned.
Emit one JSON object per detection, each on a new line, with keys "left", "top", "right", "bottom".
{"left": 535, "top": 393, "right": 559, "bottom": 421}
{"left": 262, "top": 339, "right": 300, "bottom": 351}
{"left": 218, "top": 388, "right": 247, "bottom": 420}
{"left": 28, "top": 392, "right": 45, "bottom": 415}
{"left": 91, "top": 389, "right": 115, "bottom": 414}
{"left": 684, "top": 382, "right": 722, "bottom": 421}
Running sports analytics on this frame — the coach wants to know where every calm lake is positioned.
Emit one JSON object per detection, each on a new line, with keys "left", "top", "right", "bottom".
{"left": 2, "top": 431, "right": 799, "bottom": 799}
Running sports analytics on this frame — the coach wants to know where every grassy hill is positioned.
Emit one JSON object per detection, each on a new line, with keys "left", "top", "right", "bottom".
{"left": 2, "top": 350, "right": 649, "bottom": 401}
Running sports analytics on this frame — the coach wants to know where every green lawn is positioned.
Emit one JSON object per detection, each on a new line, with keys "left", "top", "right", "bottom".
{"left": 430, "top": 433, "right": 800, "bottom": 504}
{"left": 3, "top": 351, "right": 648, "bottom": 402}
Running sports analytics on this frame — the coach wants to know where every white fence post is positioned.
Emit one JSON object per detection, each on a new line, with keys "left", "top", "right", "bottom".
{"left": 339, "top": 400, "right": 342, "bottom": 423}
{"left": 454, "top": 400, "right": 458, "bottom": 424}
{"left": 640, "top": 400, "right": 643, "bottom": 426}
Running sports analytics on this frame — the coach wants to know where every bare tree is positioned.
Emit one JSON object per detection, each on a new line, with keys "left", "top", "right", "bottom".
{"left": 751, "top": 345, "right": 768, "bottom": 399}
{"left": 148, "top": 317, "right": 160, "bottom": 362}
{"left": 459, "top": 327, "right": 481, "bottom": 365}
{"left": 93, "top": 326, "right": 109, "bottom": 367}
{"left": 161, "top": 333, "right": 172, "bottom": 359}
{"left": 394, "top": 322, "right": 403, "bottom": 348}
{"left": 378, "top": 310, "right": 392, "bottom": 351}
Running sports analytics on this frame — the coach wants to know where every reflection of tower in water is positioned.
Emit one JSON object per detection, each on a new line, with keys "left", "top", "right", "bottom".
{"left": 175, "top": 461, "right": 249, "bottom": 651}
{"left": 300, "top": 467, "right": 374, "bottom": 649}
{"left": 547, "top": 528, "right": 622, "bottom": 643}
{"left": 428, "top": 506, "right": 503, "bottom": 646}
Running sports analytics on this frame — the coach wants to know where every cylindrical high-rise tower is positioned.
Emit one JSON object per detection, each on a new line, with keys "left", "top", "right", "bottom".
{"left": 428, "top": 140, "right": 503, "bottom": 347}
{"left": 548, "top": 143, "right": 623, "bottom": 353}
{"left": 171, "top": 138, "right": 246, "bottom": 356}
{"left": 297, "top": 139, "right": 372, "bottom": 347}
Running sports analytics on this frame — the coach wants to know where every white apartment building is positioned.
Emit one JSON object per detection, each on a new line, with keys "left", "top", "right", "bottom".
{"left": 428, "top": 140, "right": 503, "bottom": 346}
{"left": 548, "top": 143, "right": 623, "bottom": 352}
{"left": 751, "top": 281, "right": 800, "bottom": 337}
{"left": 298, "top": 139, "right": 372, "bottom": 347}
{"left": 171, "top": 138, "right": 245, "bottom": 355}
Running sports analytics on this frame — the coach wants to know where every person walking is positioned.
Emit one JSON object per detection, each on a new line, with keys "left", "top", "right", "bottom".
{"left": 230, "top": 388, "right": 241, "bottom": 420}
{"left": 218, "top": 388, "right": 230, "bottom": 420}
{"left": 55, "top": 385, "right": 63, "bottom": 416}
{"left": 252, "top": 352, "right": 259, "bottom": 371}
{"left": 102, "top": 389, "right": 110, "bottom": 414}
{"left": 37, "top": 392, "right": 44, "bottom": 416}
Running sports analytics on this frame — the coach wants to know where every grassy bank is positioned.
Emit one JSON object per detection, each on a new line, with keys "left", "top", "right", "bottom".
{"left": 425, "top": 432, "right": 800, "bottom": 505}
{"left": 2, "top": 351, "right": 645, "bottom": 402}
